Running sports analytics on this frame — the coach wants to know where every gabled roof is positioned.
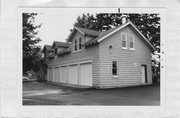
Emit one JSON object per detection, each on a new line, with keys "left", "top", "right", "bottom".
{"left": 67, "top": 27, "right": 101, "bottom": 42}
{"left": 76, "top": 27, "right": 101, "bottom": 36}
{"left": 52, "top": 41, "right": 69, "bottom": 49}
{"left": 42, "top": 45, "right": 54, "bottom": 53}
{"left": 85, "top": 21, "right": 156, "bottom": 51}
{"left": 58, "top": 47, "right": 71, "bottom": 56}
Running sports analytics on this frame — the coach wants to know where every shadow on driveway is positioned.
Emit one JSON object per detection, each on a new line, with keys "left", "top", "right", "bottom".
{"left": 23, "top": 81, "right": 160, "bottom": 105}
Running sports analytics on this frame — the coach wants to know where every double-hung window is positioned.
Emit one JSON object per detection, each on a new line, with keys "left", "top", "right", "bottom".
{"left": 74, "top": 39, "right": 77, "bottom": 51}
{"left": 112, "top": 61, "right": 117, "bottom": 75}
{"left": 55, "top": 48, "right": 58, "bottom": 54}
{"left": 129, "top": 35, "right": 135, "bottom": 50}
{"left": 79, "top": 37, "right": 82, "bottom": 50}
{"left": 121, "top": 33, "right": 127, "bottom": 49}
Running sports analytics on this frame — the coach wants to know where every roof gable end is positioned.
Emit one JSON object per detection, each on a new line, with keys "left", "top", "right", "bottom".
{"left": 67, "top": 27, "right": 101, "bottom": 42}
{"left": 52, "top": 41, "right": 69, "bottom": 49}
{"left": 97, "top": 21, "right": 156, "bottom": 51}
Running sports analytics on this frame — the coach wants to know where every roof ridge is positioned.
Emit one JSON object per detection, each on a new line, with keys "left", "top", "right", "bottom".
{"left": 54, "top": 41, "right": 68, "bottom": 44}
{"left": 75, "top": 26, "right": 100, "bottom": 32}
{"left": 75, "top": 27, "right": 102, "bottom": 36}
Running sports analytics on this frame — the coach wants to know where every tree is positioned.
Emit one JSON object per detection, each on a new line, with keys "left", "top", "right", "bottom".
{"left": 23, "top": 13, "right": 42, "bottom": 74}
{"left": 74, "top": 13, "right": 97, "bottom": 30}
{"left": 126, "top": 14, "right": 160, "bottom": 52}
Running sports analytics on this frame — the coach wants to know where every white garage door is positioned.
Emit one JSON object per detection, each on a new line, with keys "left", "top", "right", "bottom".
{"left": 48, "top": 68, "right": 53, "bottom": 82}
{"left": 68, "top": 64, "right": 78, "bottom": 85}
{"left": 54, "top": 67, "right": 59, "bottom": 82}
{"left": 60, "top": 66, "right": 68, "bottom": 83}
{"left": 80, "top": 63, "right": 92, "bottom": 86}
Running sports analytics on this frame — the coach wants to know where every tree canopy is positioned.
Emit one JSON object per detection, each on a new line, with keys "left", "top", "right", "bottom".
{"left": 23, "top": 13, "right": 42, "bottom": 57}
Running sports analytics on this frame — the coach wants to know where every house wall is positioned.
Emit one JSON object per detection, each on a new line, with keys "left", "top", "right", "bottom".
{"left": 47, "top": 31, "right": 100, "bottom": 86}
{"left": 97, "top": 26, "right": 152, "bottom": 88}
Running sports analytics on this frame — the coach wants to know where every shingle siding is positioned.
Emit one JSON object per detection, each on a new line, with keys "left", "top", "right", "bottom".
{"left": 98, "top": 26, "right": 152, "bottom": 88}
{"left": 47, "top": 25, "right": 153, "bottom": 88}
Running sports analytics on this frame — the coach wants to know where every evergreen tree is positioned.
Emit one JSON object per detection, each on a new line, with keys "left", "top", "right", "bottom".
{"left": 23, "top": 13, "right": 42, "bottom": 74}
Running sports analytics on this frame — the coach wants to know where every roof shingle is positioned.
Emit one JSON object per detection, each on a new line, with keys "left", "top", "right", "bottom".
{"left": 42, "top": 45, "right": 54, "bottom": 52}
{"left": 53, "top": 41, "right": 69, "bottom": 48}
{"left": 75, "top": 27, "right": 101, "bottom": 37}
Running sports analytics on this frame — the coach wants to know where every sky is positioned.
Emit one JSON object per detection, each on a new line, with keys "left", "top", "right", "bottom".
{"left": 26, "top": 8, "right": 119, "bottom": 48}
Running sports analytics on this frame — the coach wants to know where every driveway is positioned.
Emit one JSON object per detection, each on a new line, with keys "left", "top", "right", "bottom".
{"left": 23, "top": 81, "right": 160, "bottom": 105}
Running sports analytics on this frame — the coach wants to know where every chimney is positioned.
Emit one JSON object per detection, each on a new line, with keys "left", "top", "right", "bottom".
{"left": 121, "top": 14, "right": 127, "bottom": 24}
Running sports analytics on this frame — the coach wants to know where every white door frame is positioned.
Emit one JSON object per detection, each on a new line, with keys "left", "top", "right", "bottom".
{"left": 141, "top": 65, "right": 147, "bottom": 83}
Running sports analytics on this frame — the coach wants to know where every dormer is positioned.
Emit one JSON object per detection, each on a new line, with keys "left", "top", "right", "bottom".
{"left": 66, "top": 27, "right": 101, "bottom": 52}
{"left": 52, "top": 41, "right": 69, "bottom": 55}
{"left": 42, "top": 45, "right": 54, "bottom": 60}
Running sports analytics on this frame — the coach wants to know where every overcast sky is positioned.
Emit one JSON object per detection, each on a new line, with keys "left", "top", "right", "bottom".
{"left": 26, "top": 8, "right": 119, "bottom": 48}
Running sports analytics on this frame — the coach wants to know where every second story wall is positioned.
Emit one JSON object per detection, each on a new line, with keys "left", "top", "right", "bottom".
{"left": 48, "top": 31, "right": 100, "bottom": 66}
{"left": 99, "top": 25, "right": 152, "bottom": 85}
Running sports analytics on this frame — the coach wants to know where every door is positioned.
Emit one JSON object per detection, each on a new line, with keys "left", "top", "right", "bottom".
{"left": 54, "top": 67, "right": 59, "bottom": 82}
{"left": 68, "top": 64, "right": 78, "bottom": 84}
{"left": 80, "top": 63, "right": 92, "bottom": 86}
{"left": 141, "top": 65, "right": 147, "bottom": 83}
{"left": 60, "top": 66, "right": 68, "bottom": 83}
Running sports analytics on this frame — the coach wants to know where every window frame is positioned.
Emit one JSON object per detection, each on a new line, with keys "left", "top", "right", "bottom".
{"left": 129, "top": 34, "right": 135, "bottom": 50}
{"left": 79, "top": 37, "right": 82, "bottom": 50}
{"left": 121, "top": 33, "right": 127, "bottom": 49}
{"left": 74, "top": 39, "right": 77, "bottom": 52}
{"left": 55, "top": 48, "right": 58, "bottom": 54}
{"left": 112, "top": 61, "right": 118, "bottom": 76}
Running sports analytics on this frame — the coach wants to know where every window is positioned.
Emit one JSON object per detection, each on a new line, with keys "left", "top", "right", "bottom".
{"left": 79, "top": 37, "right": 82, "bottom": 50}
{"left": 55, "top": 48, "right": 58, "bottom": 54}
{"left": 112, "top": 61, "right": 117, "bottom": 75}
{"left": 74, "top": 39, "right": 77, "bottom": 51}
{"left": 121, "top": 33, "right": 127, "bottom": 49}
{"left": 129, "top": 35, "right": 135, "bottom": 50}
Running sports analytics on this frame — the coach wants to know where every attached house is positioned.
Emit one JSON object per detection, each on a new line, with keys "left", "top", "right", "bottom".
{"left": 44, "top": 21, "right": 155, "bottom": 88}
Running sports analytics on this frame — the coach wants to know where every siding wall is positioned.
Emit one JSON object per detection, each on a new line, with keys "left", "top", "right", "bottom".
{"left": 47, "top": 31, "right": 100, "bottom": 86}
{"left": 97, "top": 26, "right": 152, "bottom": 88}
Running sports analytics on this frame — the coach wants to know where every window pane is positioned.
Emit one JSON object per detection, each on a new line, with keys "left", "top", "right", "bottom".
{"left": 122, "top": 34, "right": 126, "bottom": 48}
{"left": 130, "top": 36, "right": 133, "bottom": 42}
{"left": 113, "top": 69, "right": 117, "bottom": 75}
{"left": 122, "top": 34, "right": 126, "bottom": 41}
{"left": 122, "top": 41, "right": 126, "bottom": 47}
{"left": 130, "top": 42, "right": 134, "bottom": 48}
{"left": 55, "top": 48, "right": 57, "bottom": 54}
{"left": 129, "top": 35, "right": 134, "bottom": 49}
{"left": 74, "top": 39, "right": 77, "bottom": 51}
{"left": 79, "top": 38, "right": 82, "bottom": 50}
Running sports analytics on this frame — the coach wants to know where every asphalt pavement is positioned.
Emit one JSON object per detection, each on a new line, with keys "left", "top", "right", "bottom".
{"left": 23, "top": 81, "right": 160, "bottom": 105}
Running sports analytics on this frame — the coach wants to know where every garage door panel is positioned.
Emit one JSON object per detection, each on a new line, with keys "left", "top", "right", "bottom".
{"left": 80, "top": 63, "right": 92, "bottom": 86}
{"left": 54, "top": 67, "right": 59, "bottom": 82}
{"left": 49, "top": 68, "right": 53, "bottom": 82}
{"left": 68, "top": 65, "right": 78, "bottom": 84}
{"left": 60, "top": 66, "right": 68, "bottom": 83}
